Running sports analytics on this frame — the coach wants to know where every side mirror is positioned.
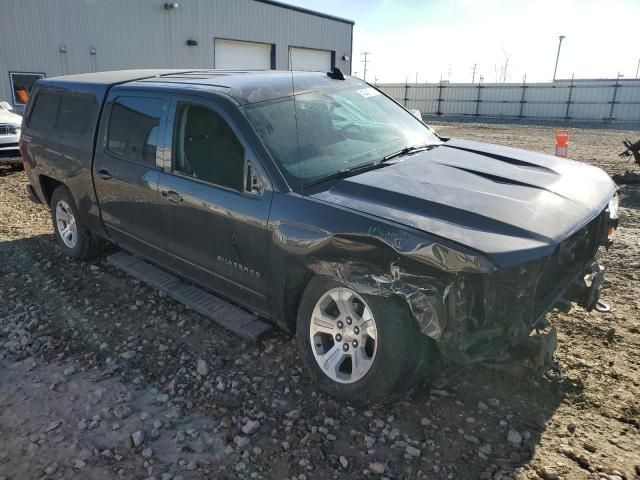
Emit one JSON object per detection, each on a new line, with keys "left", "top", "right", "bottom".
{"left": 410, "top": 109, "right": 422, "bottom": 120}
{"left": 245, "top": 162, "right": 263, "bottom": 195}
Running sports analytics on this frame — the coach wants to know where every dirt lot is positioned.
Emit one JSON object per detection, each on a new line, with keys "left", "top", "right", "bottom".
{"left": 1, "top": 121, "right": 639, "bottom": 480}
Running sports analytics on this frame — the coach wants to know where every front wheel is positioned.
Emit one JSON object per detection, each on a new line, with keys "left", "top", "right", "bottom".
{"left": 296, "top": 276, "right": 432, "bottom": 404}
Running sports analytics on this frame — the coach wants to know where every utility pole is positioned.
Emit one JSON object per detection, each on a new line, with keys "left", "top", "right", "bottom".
{"left": 415, "top": 72, "right": 418, "bottom": 85}
{"left": 471, "top": 63, "right": 478, "bottom": 83}
{"left": 636, "top": 58, "right": 639, "bottom": 79}
{"left": 361, "top": 52, "right": 371, "bottom": 82}
{"left": 552, "top": 35, "right": 565, "bottom": 82}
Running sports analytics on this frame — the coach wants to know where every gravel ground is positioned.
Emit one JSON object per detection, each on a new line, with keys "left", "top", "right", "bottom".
{"left": 1, "top": 121, "right": 639, "bottom": 480}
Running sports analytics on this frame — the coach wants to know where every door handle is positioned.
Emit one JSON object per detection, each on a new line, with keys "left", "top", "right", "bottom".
{"left": 97, "top": 168, "right": 112, "bottom": 180}
{"left": 163, "top": 190, "right": 183, "bottom": 204}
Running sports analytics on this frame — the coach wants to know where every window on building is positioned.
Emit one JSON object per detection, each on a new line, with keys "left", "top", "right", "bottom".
{"left": 28, "top": 91, "right": 61, "bottom": 129}
{"left": 10, "top": 72, "right": 45, "bottom": 107}
{"left": 107, "top": 97, "right": 164, "bottom": 164}
{"left": 56, "top": 94, "right": 97, "bottom": 135}
{"left": 174, "top": 103, "right": 245, "bottom": 191}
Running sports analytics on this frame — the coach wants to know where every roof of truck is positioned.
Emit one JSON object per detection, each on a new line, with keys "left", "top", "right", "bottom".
{"left": 38, "top": 69, "right": 364, "bottom": 105}
{"left": 41, "top": 69, "right": 195, "bottom": 85}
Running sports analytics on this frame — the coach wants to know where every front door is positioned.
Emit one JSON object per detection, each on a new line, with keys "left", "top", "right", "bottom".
{"left": 157, "top": 97, "right": 273, "bottom": 312}
{"left": 93, "top": 93, "right": 168, "bottom": 261}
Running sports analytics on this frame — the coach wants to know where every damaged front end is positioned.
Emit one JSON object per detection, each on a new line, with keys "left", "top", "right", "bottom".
{"left": 308, "top": 206, "right": 615, "bottom": 377}
{"left": 438, "top": 207, "right": 613, "bottom": 374}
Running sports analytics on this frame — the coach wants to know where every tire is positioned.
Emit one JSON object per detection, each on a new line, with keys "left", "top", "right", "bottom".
{"left": 296, "top": 276, "right": 433, "bottom": 404}
{"left": 50, "top": 186, "right": 102, "bottom": 259}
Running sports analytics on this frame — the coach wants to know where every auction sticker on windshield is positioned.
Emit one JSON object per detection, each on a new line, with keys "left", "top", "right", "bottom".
{"left": 357, "top": 87, "right": 381, "bottom": 98}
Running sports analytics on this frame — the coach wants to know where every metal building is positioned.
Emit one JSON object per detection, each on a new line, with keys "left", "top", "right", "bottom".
{"left": 0, "top": 0, "right": 354, "bottom": 110}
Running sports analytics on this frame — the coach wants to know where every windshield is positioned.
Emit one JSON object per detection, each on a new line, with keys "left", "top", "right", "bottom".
{"left": 244, "top": 85, "right": 441, "bottom": 188}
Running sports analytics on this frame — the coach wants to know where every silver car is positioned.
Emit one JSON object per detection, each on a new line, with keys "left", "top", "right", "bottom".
{"left": 0, "top": 102, "right": 22, "bottom": 166}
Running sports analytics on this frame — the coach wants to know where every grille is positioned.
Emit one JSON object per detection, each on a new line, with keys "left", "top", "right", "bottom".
{"left": 479, "top": 209, "right": 606, "bottom": 331}
{"left": 533, "top": 211, "right": 604, "bottom": 306}
{"left": 0, "top": 124, "right": 16, "bottom": 135}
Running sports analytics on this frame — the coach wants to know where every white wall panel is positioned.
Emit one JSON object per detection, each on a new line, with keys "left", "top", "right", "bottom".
{"left": 0, "top": 0, "right": 353, "bottom": 104}
{"left": 377, "top": 80, "right": 640, "bottom": 122}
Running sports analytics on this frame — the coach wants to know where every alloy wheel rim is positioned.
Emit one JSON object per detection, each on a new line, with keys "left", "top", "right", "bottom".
{"left": 309, "top": 287, "right": 378, "bottom": 384}
{"left": 56, "top": 200, "right": 78, "bottom": 248}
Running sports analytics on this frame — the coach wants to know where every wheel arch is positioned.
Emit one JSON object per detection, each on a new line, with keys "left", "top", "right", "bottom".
{"left": 39, "top": 174, "right": 65, "bottom": 206}
{"left": 278, "top": 233, "right": 453, "bottom": 340}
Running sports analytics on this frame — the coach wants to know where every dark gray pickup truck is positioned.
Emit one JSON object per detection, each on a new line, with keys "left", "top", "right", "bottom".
{"left": 21, "top": 69, "right": 618, "bottom": 403}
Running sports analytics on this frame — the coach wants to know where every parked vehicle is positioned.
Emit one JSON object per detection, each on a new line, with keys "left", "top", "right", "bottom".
{"left": 20, "top": 69, "right": 618, "bottom": 403}
{"left": 0, "top": 101, "right": 22, "bottom": 166}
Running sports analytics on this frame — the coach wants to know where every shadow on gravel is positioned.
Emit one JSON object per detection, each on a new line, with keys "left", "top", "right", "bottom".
{"left": 0, "top": 164, "right": 23, "bottom": 177}
{"left": 1, "top": 233, "right": 574, "bottom": 479}
{"left": 619, "top": 185, "right": 640, "bottom": 211}
{"left": 393, "top": 360, "right": 576, "bottom": 478}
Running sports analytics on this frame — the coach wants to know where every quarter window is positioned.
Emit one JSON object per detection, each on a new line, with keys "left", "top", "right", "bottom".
{"left": 107, "top": 97, "right": 163, "bottom": 164}
{"left": 28, "top": 90, "right": 98, "bottom": 135}
{"left": 174, "top": 103, "right": 245, "bottom": 191}
{"left": 29, "top": 91, "right": 61, "bottom": 129}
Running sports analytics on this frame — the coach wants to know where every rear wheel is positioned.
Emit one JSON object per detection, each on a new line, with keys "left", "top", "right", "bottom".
{"left": 297, "top": 276, "right": 432, "bottom": 404}
{"left": 51, "top": 186, "right": 102, "bottom": 259}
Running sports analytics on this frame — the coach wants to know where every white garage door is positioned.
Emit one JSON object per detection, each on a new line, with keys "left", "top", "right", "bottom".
{"left": 289, "top": 47, "right": 332, "bottom": 72}
{"left": 215, "top": 39, "right": 272, "bottom": 70}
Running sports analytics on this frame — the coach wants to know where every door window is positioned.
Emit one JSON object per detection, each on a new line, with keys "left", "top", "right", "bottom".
{"left": 174, "top": 103, "right": 245, "bottom": 191}
{"left": 107, "top": 97, "right": 163, "bottom": 164}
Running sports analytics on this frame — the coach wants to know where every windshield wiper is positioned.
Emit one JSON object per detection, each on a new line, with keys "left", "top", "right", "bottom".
{"left": 381, "top": 143, "right": 437, "bottom": 162}
{"left": 303, "top": 161, "right": 384, "bottom": 189}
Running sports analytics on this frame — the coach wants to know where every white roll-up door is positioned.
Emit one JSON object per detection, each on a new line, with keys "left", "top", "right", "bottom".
{"left": 214, "top": 39, "right": 272, "bottom": 70}
{"left": 289, "top": 47, "right": 332, "bottom": 72}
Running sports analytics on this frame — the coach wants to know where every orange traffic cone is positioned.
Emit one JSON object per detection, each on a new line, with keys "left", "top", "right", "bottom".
{"left": 555, "top": 130, "right": 569, "bottom": 158}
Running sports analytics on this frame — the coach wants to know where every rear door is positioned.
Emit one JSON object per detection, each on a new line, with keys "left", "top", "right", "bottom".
{"left": 93, "top": 91, "right": 168, "bottom": 261}
{"left": 157, "top": 94, "right": 273, "bottom": 312}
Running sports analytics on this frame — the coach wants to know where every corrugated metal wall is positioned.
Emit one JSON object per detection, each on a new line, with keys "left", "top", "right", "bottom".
{"left": 378, "top": 79, "right": 640, "bottom": 122}
{"left": 0, "top": 0, "right": 352, "bottom": 104}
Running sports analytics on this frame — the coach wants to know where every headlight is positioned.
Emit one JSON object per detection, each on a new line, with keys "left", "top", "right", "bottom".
{"left": 9, "top": 125, "right": 19, "bottom": 135}
{"left": 608, "top": 195, "right": 619, "bottom": 220}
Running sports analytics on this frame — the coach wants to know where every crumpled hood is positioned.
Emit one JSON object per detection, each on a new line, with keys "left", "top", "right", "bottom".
{"left": 309, "top": 138, "right": 616, "bottom": 267}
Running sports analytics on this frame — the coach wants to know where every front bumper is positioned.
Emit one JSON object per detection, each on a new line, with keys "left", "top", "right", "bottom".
{"left": 565, "top": 263, "right": 605, "bottom": 311}
{"left": 0, "top": 139, "right": 21, "bottom": 165}
{"left": 0, "top": 153, "right": 21, "bottom": 164}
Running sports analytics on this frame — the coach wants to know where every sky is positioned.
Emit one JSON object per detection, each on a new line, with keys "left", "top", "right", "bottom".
{"left": 284, "top": 0, "right": 640, "bottom": 84}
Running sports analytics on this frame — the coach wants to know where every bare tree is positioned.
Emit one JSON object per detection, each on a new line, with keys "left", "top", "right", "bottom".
{"left": 493, "top": 49, "right": 511, "bottom": 83}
